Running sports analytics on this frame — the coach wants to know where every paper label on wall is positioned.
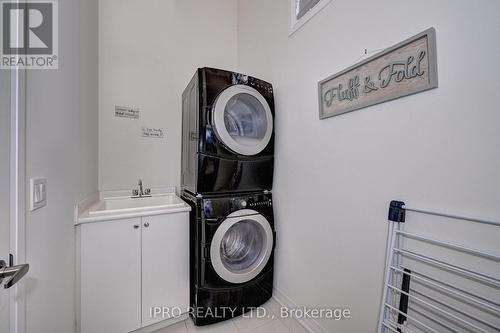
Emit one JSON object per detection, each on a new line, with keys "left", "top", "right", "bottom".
{"left": 142, "top": 127, "right": 165, "bottom": 139}
{"left": 115, "top": 105, "right": 140, "bottom": 119}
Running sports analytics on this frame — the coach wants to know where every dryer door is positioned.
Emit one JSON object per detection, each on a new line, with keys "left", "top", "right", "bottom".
{"left": 210, "top": 209, "right": 273, "bottom": 284}
{"left": 212, "top": 85, "right": 273, "bottom": 156}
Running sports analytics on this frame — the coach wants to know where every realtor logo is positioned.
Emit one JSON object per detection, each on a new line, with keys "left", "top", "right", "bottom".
{"left": 1, "top": 0, "right": 58, "bottom": 69}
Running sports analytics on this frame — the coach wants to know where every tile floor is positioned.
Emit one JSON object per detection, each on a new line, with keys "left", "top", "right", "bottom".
{"left": 153, "top": 299, "right": 308, "bottom": 333}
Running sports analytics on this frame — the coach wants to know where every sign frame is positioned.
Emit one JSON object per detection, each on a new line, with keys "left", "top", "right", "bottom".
{"left": 318, "top": 27, "right": 438, "bottom": 119}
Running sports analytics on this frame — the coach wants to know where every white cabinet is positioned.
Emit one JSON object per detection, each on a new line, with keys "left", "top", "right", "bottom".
{"left": 80, "top": 217, "right": 142, "bottom": 333}
{"left": 78, "top": 212, "right": 189, "bottom": 333}
{"left": 142, "top": 214, "right": 189, "bottom": 326}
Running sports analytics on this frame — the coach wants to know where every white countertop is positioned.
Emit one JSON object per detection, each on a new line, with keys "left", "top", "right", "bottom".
{"left": 75, "top": 190, "right": 191, "bottom": 225}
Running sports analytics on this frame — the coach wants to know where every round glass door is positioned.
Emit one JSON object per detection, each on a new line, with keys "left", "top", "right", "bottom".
{"left": 212, "top": 85, "right": 273, "bottom": 156}
{"left": 210, "top": 210, "right": 273, "bottom": 284}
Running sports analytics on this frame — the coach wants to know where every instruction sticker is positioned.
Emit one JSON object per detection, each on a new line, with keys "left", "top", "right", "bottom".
{"left": 115, "top": 105, "right": 140, "bottom": 119}
{"left": 142, "top": 127, "right": 165, "bottom": 139}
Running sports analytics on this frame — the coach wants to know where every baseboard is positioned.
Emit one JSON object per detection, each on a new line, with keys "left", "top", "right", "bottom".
{"left": 272, "top": 288, "right": 330, "bottom": 333}
{"left": 131, "top": 313, "right": 188, "bottom": 333}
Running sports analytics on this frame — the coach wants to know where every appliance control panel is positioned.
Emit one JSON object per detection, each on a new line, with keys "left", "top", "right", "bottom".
{"left": 231, "top": 72, "right": 273, "bottom": 95}
{"left": 234, "top": 194, "right": 272, "bottom": 209}
{"left": 203, "top": 193, "right": 273, "bottom": 218}
{"left": 247, "top": 198, "right": 272, "bottom": 208}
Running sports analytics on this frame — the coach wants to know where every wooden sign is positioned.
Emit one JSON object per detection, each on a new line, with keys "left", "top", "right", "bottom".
{"left": 318, "top": 28, "right": 438, "bottom": 119}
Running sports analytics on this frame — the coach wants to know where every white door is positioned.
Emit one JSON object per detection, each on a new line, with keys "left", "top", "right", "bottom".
{"left": 210, "top": 210, "right": 274, "bottom": 284}
{"left": 142, "top": 213, "right": 189, "bottom": 327}
{"left": 1, "top": 63, "right": 28, "bottom": 333}
{"left": 80, "top": 218, "right": 142, "bottom": 333}
{"left": 0, "top": 56, "right": 12, "bottom": 333}
{"left": 212, "top": 85, "right": 273, "bottom": 156}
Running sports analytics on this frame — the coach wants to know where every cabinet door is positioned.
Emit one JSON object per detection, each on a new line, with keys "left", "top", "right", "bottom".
{"left": 80, "top": 218, "right": 142, "bottom": 333}
{"left": 141, "top": 213, "right": 189, "bottom": 327}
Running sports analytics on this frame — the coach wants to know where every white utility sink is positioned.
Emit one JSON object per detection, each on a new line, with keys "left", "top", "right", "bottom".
{"left": 88, "top": 194, "right": 186, "bottom": 217}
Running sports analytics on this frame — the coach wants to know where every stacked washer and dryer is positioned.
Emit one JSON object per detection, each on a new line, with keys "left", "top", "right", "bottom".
{"left": 181, "top": 68, "right": 276, "bottom": 326}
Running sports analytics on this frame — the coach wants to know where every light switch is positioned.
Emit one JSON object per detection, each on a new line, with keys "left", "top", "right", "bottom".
{"left": 30, "top": 178, "right": 47, "bottom": 211}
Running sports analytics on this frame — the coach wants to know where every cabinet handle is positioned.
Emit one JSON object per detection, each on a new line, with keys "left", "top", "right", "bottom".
{"left": 133, "top": 225, "right": 140, "bottom": 229}
{"left": 144, "top": 222, "right": 150, "bottom": 228}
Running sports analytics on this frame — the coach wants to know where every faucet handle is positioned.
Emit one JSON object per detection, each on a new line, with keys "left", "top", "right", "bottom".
{"left": 144, "top": 188, "right": 151, "bottom": 195}
{"left": 132, "top": 189, "right": 139, "bottom": 196}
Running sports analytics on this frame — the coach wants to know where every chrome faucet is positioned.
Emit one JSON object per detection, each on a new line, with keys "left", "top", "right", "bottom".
{"left": 132, "top": 179, "right": 151, "bottom": 198}
{"left": 138, "top": 179, "right": 144, "bottom": 196}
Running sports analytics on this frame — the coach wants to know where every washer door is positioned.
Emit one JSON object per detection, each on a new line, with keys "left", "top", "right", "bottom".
{"left": 210, "top": 209, "right": 273, "bottom": 284}
{"left": 212, "top": 85, "right": 273, "bottom": 156}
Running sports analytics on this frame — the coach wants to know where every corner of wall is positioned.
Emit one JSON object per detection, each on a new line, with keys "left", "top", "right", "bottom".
{"left": 273, "top": 288, "right": 330, "bottom": 333}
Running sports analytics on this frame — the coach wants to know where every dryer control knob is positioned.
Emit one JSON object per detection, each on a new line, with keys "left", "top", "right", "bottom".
{"left": 240, "top": 200, "right": 247, "bottom": 208}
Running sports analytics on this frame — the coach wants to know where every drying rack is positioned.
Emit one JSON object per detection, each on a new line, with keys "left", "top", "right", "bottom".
{"left": 377, "top": 201, "right": 500, "bottom": 333}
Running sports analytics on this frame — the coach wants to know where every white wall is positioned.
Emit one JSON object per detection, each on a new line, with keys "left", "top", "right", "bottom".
{"left": 98, "top": 0, "right": 238, "bottom": 191}
{"left": 25, "top": 0, "right": 98, "bottom": 332}
{"left": 79, "top": 0, "right": 99, "bottom": 198}
{"left": 237, "top": 0, "right": 500, "bottom": 332}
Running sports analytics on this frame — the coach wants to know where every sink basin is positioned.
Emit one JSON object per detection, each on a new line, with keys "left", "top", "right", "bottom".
{"left": 88, "top": 194, "right": 186, "bottom": 217}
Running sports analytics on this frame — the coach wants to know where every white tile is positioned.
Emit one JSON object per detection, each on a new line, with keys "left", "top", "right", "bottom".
{"left": 232, "top": 304, "right": 276, "bottom": 332}
{"left": 265, "top": 298, "right": 284, "bottom": 317}
{"left": 262, "top": 299, "right": 307, "bottom": 333}
{"left": 153, "top": 321, "right": 187, "bottom": 333}
{"left": 185, "top": 317, "right": 239, "bottom": 333}
{"left": 279, "top": 318, "right": 307, "bottom": 333}
{"left": 248, "top": 319, "right": 290, "bottom": 333}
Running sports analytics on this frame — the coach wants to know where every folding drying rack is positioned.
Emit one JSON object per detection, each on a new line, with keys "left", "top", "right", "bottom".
{"left": 377, "top": 201, "right": 500, "bottom": 333}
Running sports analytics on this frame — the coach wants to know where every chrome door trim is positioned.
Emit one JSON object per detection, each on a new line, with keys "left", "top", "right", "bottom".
{"left": 212, "top": 85, "right": 273, "bottom": 156}
{"left": 210, "top": 210, "right": 273, "bottom": 284}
